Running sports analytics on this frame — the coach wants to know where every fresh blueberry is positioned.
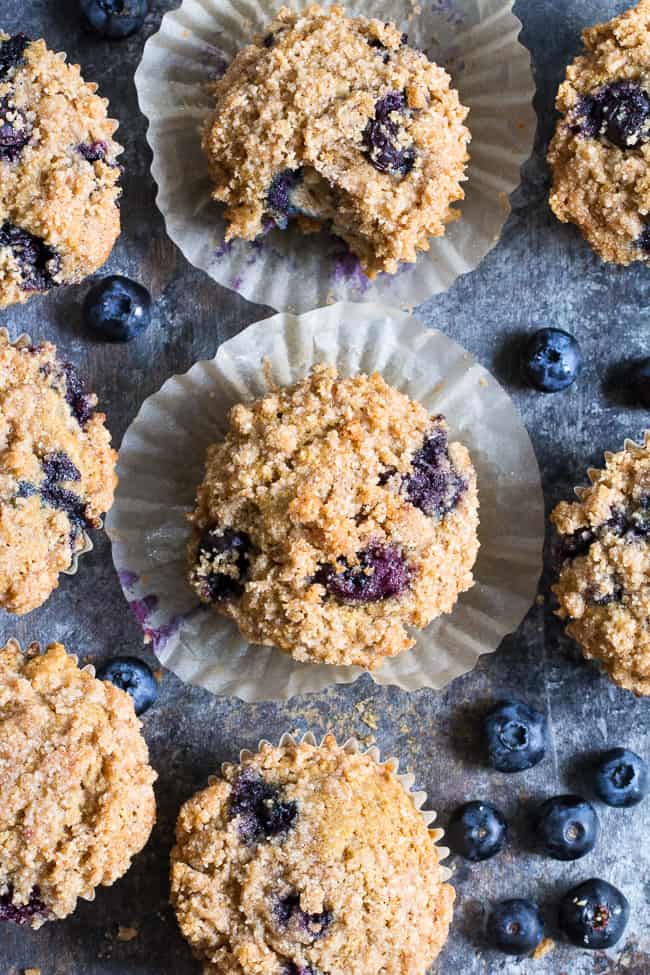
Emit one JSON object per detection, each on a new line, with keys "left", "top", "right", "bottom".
{"left": 363, "top": 91, "right": 416, "bottom": 176}
{"left": 577, "top": 81, "right": 650, "bottom": 149}
{"left": 487, "top": 899, "right": 545, "bottom": 956}
{"left": 274, "top": 892, "right": 332, "bottom": 941}
{"left": 0, "top": 97, "right": 31, "bottom": 162}
{"left": 0, "top": 34, "right": 29, "bottom": 81}
{"left": 485, "top": 699, "right": 547, "bottom": 773}
{"left": 96, "top": 656, "right": 158, "bottom": 715}
{"left": 61, "top": 362, "right": 95, "bottom": 427}
{"left": 629, "top": 358, "right": 650, "bottom": 408}
{"left": 536, "top": 795, "right": 599, "bottom": 861}
{"left": 522, "top": 328, "right": 582, "bottom": 393}
{"left": 593, "top": 748, "right": 648, "bottom": 808}
{"left": 447, "top": 801, "right": 508, "bottom": 862}
{"left": 83, "top": 275, "right": 152, "bottom": 342}
{"left": 229, "top": 767, "right": 297, "bottom": 843}
{"left": 558, "top": 878, "right": 630, "bottom": 949}
{"left": 315, "top": 541, "right": 410, "bottom": 603}
{"left": 0, "top": 222, "right": 61, "bottom": 293}
{"left": 193, "top": 527, "right": 252, "bottom": 602}
{"left": 0, "top": 886, "right": 49, "bottom": 926}
{"left": 80, "top": 0, "right": 149, "bottom": 40}
{"left": 402, "top": 425, "right": 467, "bottom": 518}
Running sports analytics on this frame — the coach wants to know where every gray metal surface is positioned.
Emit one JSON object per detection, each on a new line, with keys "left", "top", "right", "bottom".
{"left": 2, "top": 1, "right": 649, "bottom": 972}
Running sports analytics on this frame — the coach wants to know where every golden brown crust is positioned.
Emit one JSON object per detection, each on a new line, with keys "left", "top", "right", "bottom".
{"left": 551, "top": 439, "right": 650, "bottom": 695}
{"left": 548, "top": 0, "right": 650, "bottom": 264}
{"left": 187, "top": 364, "right": 479, "bottom": 668}
{"left": 202, "top": 5, "right": 469, "bottom": 277}
{"left": 0, "top": 32, "right": 122, "bottom": 307}
{"left": 170, "top": 736, "right": 454, "bottom": 975}
{"left": 0, "top": 641, "right": 157, "bottom": 926}
{"left": 0, "top": 333, "right": 117, "bottom": 614}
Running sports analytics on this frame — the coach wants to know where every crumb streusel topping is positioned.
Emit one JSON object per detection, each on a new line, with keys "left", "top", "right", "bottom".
{"left": 202, "top": 5, "right": 470, "bottom": 278}
{"left": 0, "top": 332, "right": 117, "bottom": 614}
{"left": 0, "top": 31, "right": 122, "bottom": 308}
{"left": 170, "top": 736, "right": 454, "bottom": 975}
{"left": 188, "top": 364, "right": 479, "bottom": 669}
{"left": 548, "top": 0, "right": 650, "bottom": 265}
{"left": 552, "top": 438, "right": 650, "bottom": 695}
{"left": 0, "top": 641, "right": 157, "bottom": 927}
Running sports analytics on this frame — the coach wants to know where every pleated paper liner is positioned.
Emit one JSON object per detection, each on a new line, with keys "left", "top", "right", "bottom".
{"left": 134, "top": 0, "right": 535, "bottom": 312}
{"left": 106, "top": 302, "right": 544, "bottom": 701}
{"left": 0, "top": 329, "right": 95, "bottom": 579}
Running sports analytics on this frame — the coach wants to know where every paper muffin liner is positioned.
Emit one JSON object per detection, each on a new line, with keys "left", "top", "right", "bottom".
{"left": 107, "top": 302, "right": 544, "bottom": 701}
{"left": 0, "top": 328, "right": 95, "bottom": 579}
{"left": 218, "top": 731, "right": 452, "bottom": 881}
{"left": 134, "top": 0, "right": 535, "bottom": 312}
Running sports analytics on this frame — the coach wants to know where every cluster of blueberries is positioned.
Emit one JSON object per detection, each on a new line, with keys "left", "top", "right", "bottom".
{"left": 446, "top": 700, "right": 647, "bottom": 956}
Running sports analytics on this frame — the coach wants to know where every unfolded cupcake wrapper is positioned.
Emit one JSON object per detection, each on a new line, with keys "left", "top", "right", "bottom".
{"left": 134, "top": 0, "right": 535, "bottom": 312}
{"left": 106, "top": 302, "right": 544, "bottom": 701}
{"left": 223, "top": 731, "right": 452, "bottom": 881}
{"left": 0, "top": 329, "right": 94, "bottom": 579}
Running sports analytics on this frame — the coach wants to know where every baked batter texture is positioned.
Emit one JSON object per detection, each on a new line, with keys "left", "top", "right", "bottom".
{"left": 552, "top": 437, "right": 650, "bottom": 695}
{"left": 0, "top": 641, "right": 157, "bottom": 927}
{"left": 0, "top": 31, "right": 122, "bottom": 307}
{"left": 170, "top": 735, "right": 454, "bottom": 975}
{"left": 188, "top": 364, "right": 479, "bottom": 669}
{"left": 202, "top": 5, "right": 470, "bottom": 277}
{"left": 548, "top": 0, "right": 650, "bottom": 265}
{"left": 0, "top": 332, "right": 117, "bottom": 614}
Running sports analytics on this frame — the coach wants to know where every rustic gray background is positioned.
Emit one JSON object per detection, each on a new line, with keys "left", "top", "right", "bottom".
{"left": 2, "top": 1, "right": 650, "bottom": 973}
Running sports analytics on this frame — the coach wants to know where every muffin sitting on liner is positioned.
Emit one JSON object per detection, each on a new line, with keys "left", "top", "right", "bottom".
{"left": 0, "top": 32, "right": 122, "bottom": 308}
{"left": 0, "top": 332, "right": 116, "bottom": 614}
{"left": 552, "top": 436, "right": 650, "bottom": 695}
{"left": 0, "top": 641, "right": 156, "bottom": 927}
{"left": 170, "top": 735, "right": 454, "bottom": 975}
{"left": 188, "top": 364, "right": 479, "bottom": 668}
{"left": 201, "top": 5, "right": 470, "bottom": 278}
{"left": 548, "top": 0, "right": 650, "bottom": 265}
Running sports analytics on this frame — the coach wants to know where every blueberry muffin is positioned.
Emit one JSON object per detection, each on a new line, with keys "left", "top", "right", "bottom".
{"left": 0, "top": 640, "right": 157, "bottom": 927}
{"left": 170, "top": 735, "right": 454, "bottom": 975}
{"left": 551, "top": 437, "right": 650, "bottom": 695}
{"left": 0, "top": 31, "right": 122, "bottom": 308}
{"left": 548, "top": 0, "right": 650, "bottom": 265}
{"left": 201, "top": 5, "right": 470, "bottom": 278}
{"left": 188, "top": 364, "right": 479, "bottom": 669}
{"left": 0, "top": 332, "right": 117, "bottom": 614}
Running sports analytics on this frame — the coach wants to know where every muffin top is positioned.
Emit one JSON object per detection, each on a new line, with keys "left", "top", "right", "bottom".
{"left": 0, "top": 641, "right": 157, "bottom": 927}
{"left": 170, "top": 736, "right": 454, "bottom": 975}
{"left": 0, "top": 332, "right": 117, "bottom": 615}
{"left": 202, "top": 4, "right": 469, "bottom": 277}
{"left": 0, "top": 31, "right": 122, "bottom": 307}
{"left": 188, "top": 364, "right": 479, "bottom": 668}
{"left": 548, "top": 0, "right": 650, "bottom": 265}
{"left": 552, "top": 437, "right": 650, "bottom": 695}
